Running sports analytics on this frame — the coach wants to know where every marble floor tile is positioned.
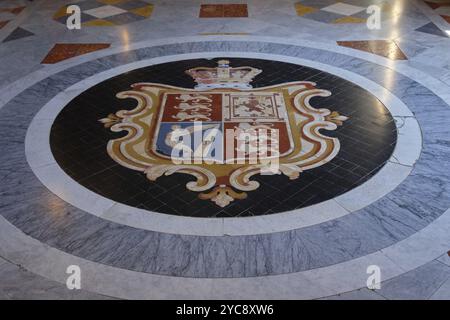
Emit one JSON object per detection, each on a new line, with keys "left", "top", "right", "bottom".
{"left": 41, "top": 43, "right": 111, "bottom": 64}
{"left": 430, "top": 277, "right": 450, "bottom": 299}
{"left": 0, "top": 257, "right": 115, "bottom": 300}
{"left": 435, "top": 5, "right": 450, "bottom": 16}
{"left": 0, "top": 6, "right": 25, "bottom": 16}
{"left": 295, "top": 3, "right": 318, "bottom": 16}
{"left": 321, "top": 3, "right": 365, "bottom": 16}
{"left": 2, "top": 27, "right": 34, "bottom": 43}
{"left": 408, "top": 42, "right": 450, "bottom": 70}
{"left": 337, "top": 40, "right": 408, "bottom": 60}
{"left": 85, "top": 5, "right": 127, "bottom": 19}
{"left": 437, "top": 252, "right": 450, "bottom": 267}
{"left": 199, "top": 4, "right": 249, "bottom": 18}
{"left": 53, "top": 0, "right": 154, "bottom": 27}
{"left": 424, "top": 1, "right": 443, "bottom": 10}
{"left": 302, "top": 10, "right": 344, "bottom": 23}
{"left": 320, "top": 288, "right": 385, "bottom": 300}
{"left": 0, "top": 20, "right": 8, "bottom": 29}
{"left": 375, "top": 261, "right": 450, "bottom": 300}
{"left": 415, "top": 21, "right": 449, "bottom": 37}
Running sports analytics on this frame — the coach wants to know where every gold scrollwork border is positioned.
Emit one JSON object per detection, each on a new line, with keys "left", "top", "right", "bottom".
{"left": 100, "top": 82, "right": 347, "bottom": 207}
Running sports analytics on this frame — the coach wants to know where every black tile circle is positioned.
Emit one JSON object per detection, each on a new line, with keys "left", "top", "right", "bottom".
{"left": 50, "top": 58, "right": 397, "bottom": 218}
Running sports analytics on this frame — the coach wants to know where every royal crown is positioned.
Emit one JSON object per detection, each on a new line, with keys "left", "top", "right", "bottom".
{"left": 185, "top": 60, "right": 262, "bottom": 90}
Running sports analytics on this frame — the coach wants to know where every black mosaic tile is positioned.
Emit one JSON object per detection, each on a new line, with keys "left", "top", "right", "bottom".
{"left": 50, "top": 58, "right": 397, "bottom": 218}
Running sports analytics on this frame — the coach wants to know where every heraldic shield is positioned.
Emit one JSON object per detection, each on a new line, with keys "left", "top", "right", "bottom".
{"left": 100, "top": 60, "right": 348, "bottom": 207}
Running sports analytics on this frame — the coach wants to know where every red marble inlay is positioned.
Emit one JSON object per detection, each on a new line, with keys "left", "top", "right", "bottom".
{"left": 337, "top": 40, "right": 408, "bottom": 61}
{"left": 161, "top": 93, "right": 223, "bottom": 122}
{"left": 425, "top": 1, "right": 442, "bottom": 9}
{"left": 200, "top": 4, "right": 248, "bottom": 18}
{"left": 10, "top": 6, "right": 25, "bottom": 15}
{"left": 200, "top": 4, "right": 223, "bottom": 17}
{"left": 441, "top": 14, "right": 450, "bottom": 23}
{"left": 224, "top": 121, "right": 290, "bottom": 157}
{"left": 0, "top": 20, "right": 9, "bottom": 29}
{"left": 0, "top": 6, "right": 25, "bottom": 15}
{"left": 41, "top": 43, "right": 111, "bottom": 64}
{"left": 223, "top": 4, "right": 248, "bottom": 17}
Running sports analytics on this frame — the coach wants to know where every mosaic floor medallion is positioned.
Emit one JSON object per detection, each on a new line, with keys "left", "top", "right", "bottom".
{"left": 50, "top": 58, "right": 397, "bottom": 217}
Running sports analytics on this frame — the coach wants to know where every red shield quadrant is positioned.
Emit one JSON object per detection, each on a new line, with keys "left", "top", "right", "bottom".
{"left": 153, "top": 91, "right": 292, "bottom": 163}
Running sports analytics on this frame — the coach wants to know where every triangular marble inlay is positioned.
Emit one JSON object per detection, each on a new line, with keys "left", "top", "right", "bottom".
{"left": 41, "top": 43, "right": 111, "bottom": 64}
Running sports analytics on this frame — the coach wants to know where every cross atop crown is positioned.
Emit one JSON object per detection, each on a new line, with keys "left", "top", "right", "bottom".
{"left": 185, "top": 60, "right": 262, "bottom": 90}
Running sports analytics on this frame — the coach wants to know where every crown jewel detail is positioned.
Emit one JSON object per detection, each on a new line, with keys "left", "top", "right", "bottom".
{"left": 185, "top": 60, "right": 262, "bottom": 90}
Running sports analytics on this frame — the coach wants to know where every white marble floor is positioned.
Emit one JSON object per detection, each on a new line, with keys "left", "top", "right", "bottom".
{"left": 0, "top": 0, "right": 449, "bottom": 300}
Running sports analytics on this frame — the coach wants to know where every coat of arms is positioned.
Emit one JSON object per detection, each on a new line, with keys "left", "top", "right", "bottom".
{"left": 100, "top": 60, "right": 348, "bottom": 207}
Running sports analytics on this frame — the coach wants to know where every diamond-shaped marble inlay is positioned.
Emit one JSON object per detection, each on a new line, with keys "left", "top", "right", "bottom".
{"left": 294, "top": 1, "right": 387, "bottom": 25}
{"left": 53, "top": 0, "right": 153, "bottom": 26}
{"left": 295, "top": 3, "right": 317, "bottom": 16}
{"left": 337, "top": 40, "right": 408, "bottom": 60}
{"left": 321, "top": 2, "right": 365, "bottom": 16}
{"left": 200, "top": 4, "right": 248, "bottom": 18}
{"left": 41, "top": 43, "right": 111, "bottom": 64}
{"left": 84, "top": 5, "right": 127, "bottom": 18}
